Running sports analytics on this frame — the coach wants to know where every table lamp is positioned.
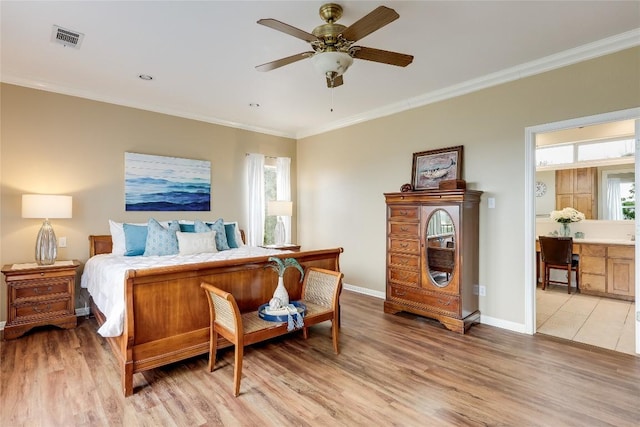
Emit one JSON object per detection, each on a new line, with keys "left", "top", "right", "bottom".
{"left": 22, "top": 194, "right": 72, "bottom": 265}
{"left": 267, "top": 200, "right": 292, "bottom": 246}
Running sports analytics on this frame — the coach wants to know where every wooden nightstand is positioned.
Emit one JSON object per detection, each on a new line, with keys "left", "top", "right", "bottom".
{"left": 260, "top": 244, "right": 301, "bottom": 252}
{"left": 2, "top": 260, "right": 80, "bottom": 340}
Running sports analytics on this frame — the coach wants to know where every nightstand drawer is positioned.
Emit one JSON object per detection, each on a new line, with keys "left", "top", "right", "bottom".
{"left": 14, "top": 298, "right": 71, "bottom": 320}
{"left": 14, "top": 280, "right": 70, "bottom": 300}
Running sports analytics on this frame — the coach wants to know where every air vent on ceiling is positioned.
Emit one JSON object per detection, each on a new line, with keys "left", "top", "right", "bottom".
{"left": 51, "top": 25, "right": 84, "bottom": 49}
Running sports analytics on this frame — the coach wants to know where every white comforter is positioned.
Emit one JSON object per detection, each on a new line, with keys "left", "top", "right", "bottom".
{"left": 81, "top": 246, "right": 290, "bottom": 337}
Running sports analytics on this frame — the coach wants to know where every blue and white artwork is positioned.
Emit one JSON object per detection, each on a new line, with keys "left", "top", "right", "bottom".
{"left": 125, "top": 152, "right": 211, "bottom": 211}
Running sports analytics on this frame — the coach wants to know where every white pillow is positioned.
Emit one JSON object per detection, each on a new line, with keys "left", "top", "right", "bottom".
{"left": 176, "top": 230, "right": 217, "bottom": 255}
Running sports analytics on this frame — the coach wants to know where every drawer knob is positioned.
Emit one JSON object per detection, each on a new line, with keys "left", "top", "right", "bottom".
{"left": 40, "top": 272, "right": 45, "bottom": 276}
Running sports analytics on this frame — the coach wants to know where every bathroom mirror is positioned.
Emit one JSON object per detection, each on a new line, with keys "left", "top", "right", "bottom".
{"left": 426, "top": 209, "right": 455, "bottom": 287}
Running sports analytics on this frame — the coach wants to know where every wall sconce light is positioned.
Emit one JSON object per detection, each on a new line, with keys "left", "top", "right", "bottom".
{"left": 22, "top": 194, "right": 72, "bottom": 265}
{"left": 267, "top": 200, "right": 292, "bottom": 246}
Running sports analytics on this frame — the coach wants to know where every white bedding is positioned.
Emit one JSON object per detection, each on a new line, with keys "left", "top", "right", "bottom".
{"left": 81, "top": 246, "right": 290, "bottom": 337}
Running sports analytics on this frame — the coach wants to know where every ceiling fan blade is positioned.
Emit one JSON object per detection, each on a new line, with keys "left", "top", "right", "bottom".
{"left": 256, "top": 52, "right": 314, "bottom": 72}
{"left": 257, "top": 18, "right": 319, "bottom": 43}
{"left": 341, "top": 6, "right": 399, "bottom": 42}
{"left": 326, "top": 74, "right": 344, "bottom": 88}
{"left": 351, "top": 46, "right": 413, "bottom": 67}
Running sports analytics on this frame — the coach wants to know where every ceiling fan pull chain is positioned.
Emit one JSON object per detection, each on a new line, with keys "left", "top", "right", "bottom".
{"left": 330, "top": 86, "right": 334, "bottom": 112}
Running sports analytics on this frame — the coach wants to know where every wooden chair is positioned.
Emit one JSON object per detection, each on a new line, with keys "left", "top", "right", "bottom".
{"left": 299, "top": 267, "right": 344, "bottom": 354}
{"left": 538, "top": 236, "right": 579, "bottom": 294}
{"left": 200, "top": 267, "right": 343, "bottom": 396}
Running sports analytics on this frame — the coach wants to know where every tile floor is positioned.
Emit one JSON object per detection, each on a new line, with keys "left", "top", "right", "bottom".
{"left": 536, "top": 284, "right": 637, "bottom": 356}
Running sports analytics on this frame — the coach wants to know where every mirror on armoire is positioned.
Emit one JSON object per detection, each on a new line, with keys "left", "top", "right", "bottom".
{"left": 426, "top": 209, "right": 455, "bottom": 287}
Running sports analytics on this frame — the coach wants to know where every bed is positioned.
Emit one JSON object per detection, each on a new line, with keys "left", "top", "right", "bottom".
{"left": 82, "top": 234, "right": 343, "bottom": 396}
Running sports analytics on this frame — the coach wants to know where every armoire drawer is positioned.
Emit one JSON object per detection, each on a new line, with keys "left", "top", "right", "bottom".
{"left": 389, "top": 285, "right": 460, "bottom": 316}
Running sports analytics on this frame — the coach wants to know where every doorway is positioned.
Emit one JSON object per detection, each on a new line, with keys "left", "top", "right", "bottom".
{"left": 524, "top": 107, "right": 640, "bottom": 355}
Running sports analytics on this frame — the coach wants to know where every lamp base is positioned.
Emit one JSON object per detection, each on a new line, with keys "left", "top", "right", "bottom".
{"left": 274, "top": 218, "right": 285, "bottom": 246}
{"left": 35, "top": 219, "right": 58, "bottom": 265}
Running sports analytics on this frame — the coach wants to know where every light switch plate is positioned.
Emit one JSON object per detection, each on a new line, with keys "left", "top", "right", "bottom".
{"left": 488, "top": 197, "right": 496, "bottom": 209}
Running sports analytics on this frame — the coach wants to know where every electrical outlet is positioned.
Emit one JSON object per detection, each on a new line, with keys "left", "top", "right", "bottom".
{"left": 59, "top": 237, "right": 67, "bottom": 248}
{"left": 479, "top": 285, "right": 486, "bottom": 297}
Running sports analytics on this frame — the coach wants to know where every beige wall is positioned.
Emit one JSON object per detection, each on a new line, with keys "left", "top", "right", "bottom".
{"left": 0, "top": 84, "right": 296, "bottom": 320}
{"left": 1, "top": 47, "right": 638, "bottom": 329}
{"left": 297, "top": 47, "right": 640, "bottom": 326}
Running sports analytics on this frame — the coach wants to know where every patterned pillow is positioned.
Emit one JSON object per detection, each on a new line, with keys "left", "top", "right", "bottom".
{"left": 194, "top": 218, "right": 230, "bottom": 250}
{"left": 143, "top": 219, "right": 180, "bottom": 256}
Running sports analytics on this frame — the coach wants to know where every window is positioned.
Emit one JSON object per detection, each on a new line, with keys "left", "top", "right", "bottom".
{"left": 536, "top": 144, "right": 573, "bottom": 167}
{"left": 264, "top": 164, "right": 277, "bottom": 244}
{"left": 577, "top": 138, "right": 635, "bottom": 162}
{"left": 246, "top": 154, "right": 291, "bottom": 246}
{"left": 536, "top": 138, "right": 635, "bottom": 168}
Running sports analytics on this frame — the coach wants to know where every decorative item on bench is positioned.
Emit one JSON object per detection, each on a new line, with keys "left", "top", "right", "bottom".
{"left": 259, "top": 301, "right": 306, "bottom": 331}
{"left": 265, "top": 256, "right": 304, "bottom": 306}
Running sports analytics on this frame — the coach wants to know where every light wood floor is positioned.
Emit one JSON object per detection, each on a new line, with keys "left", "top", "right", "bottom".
{"left": 2, "top": 291, "right": 639, "bottom": 426}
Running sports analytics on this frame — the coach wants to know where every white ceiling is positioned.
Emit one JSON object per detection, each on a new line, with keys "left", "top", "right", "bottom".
{"left": 2, "top": 1, "right": 639, "bottom": 139}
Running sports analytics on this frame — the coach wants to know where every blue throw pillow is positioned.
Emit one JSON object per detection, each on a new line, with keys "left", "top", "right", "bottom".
{"left": 143, "top": 219, "right": 180, "bottom": 256}
{"left": 195, "top": 219, "right": 230, "bottom": 251}
{"left": 225, "top": 223, "right": 239, "bottom": 248}
{"left": 179, "top": 223, "right": 195, "bottom": 232}
{"left": 123, "top": 223, "right": 148, "bottom": 256}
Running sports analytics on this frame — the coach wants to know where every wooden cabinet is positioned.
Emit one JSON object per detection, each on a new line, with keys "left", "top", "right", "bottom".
{"left": 578, "top": 244, "right": 635, "bottom": 301}
{"left": 555, "top": 168, "right": 597, "bottom": 219}
{"left": 606, "top": 246, "right": 634, "bottom": 297}
{"left": 2, "top": 261, "right": 79, "bottom": 340}
{"left": 384, "top": 190, "right": 482, "bottom": 334}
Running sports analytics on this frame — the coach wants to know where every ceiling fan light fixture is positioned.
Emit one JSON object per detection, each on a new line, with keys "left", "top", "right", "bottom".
{"left": 312, "top": 51, "right": 353, "bottom": 78}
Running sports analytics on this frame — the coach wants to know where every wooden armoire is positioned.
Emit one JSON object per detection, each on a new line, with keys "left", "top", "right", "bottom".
{"left": 384, "top": 189, "right": 482, "bottom": 334}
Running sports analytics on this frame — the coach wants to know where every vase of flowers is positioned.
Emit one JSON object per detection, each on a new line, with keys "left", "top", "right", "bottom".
{"left": 265, "top": 256, "right": 304, "bottom": 307}
{"left": 550, "top": 207, "right": 585, "bottom": 237}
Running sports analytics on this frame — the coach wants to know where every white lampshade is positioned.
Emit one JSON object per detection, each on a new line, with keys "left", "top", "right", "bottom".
{"left": 22, "top": 194, "right": 73, "bottom": 219}
{"left": 312, "top": 51, "right": 353, "bottom": 77}
{"left": 268, "top": 200, "right": 292, "bottom": 217}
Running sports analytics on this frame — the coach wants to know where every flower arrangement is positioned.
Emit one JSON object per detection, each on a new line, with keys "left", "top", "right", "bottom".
{"left": 550, "top": 207, "right": 585, "bottom": 223}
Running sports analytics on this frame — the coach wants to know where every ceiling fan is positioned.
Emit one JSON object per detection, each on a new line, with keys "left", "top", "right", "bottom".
{"left": 256, "top": 3, "right": 414, "bottom": 88}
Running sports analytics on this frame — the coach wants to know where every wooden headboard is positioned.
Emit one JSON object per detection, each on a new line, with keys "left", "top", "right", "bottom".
{"left": 89, "top": 230, "right": 247, "bottom": 257}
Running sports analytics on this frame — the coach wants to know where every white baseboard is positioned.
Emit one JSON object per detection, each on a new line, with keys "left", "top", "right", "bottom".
{"left": 344, "top": 283, "right": 529, "bottom": 334}
{"left": 0, "top": 321, "right": 5, "bottom": 331}
{"left": 343, "top": 283, "right": 385, "bottom": 299}
{"left": 479, "top": 314, "right": 527, "bottom": 334}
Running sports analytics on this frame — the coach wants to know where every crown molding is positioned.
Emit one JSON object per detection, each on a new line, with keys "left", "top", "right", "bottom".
{"left": 3, "top": 29, "right": 638, "bottom": 141}
{"left": 296, "top": 28, "right": 640, "bottom": 139}
{"left": 0, "top": 76, "right": 297, "bottom": 139}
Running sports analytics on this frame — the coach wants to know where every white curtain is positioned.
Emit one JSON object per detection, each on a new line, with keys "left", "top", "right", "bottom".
{"left": 276, "top": 157, "right": 292, "bottom": 243}
{"left": 246, "top": 153, "right": 265, "bottom": 246}
{"left": 606, "top": 177, "right": 623, "bottom": 220}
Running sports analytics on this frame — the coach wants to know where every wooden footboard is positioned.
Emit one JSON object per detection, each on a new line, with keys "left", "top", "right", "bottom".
{"left": 87, "top": 236, "right": 342, "bottom": 396}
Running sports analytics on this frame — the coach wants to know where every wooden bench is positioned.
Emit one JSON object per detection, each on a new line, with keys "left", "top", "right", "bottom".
{"left": 200, "top": 267, "right": 343, "bottom": 396}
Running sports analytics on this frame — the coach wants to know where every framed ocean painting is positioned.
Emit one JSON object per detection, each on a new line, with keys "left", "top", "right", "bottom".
{"left": 125, "top": 152, "right": 211, "bottom": 211}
